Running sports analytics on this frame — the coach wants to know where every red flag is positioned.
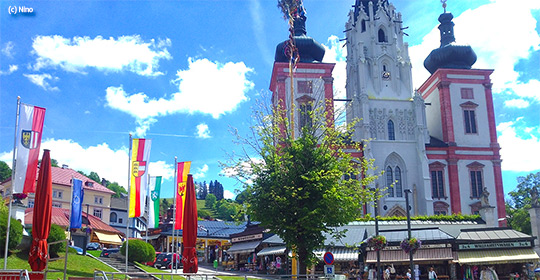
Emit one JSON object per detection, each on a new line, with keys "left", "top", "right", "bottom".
{"left": 129, "top": 138, "right": 152, "bottom": 218}
{"left": 182, "top": 175, "right": 198, "bottom": 273}
{"left": 13, "top": 103, "right": 46, "bottom": 194}
{"left": 175, "top": 161, "right": 191, "bottom": 230}
{"left": 28, "top": 150, "right": 52, "bottom": 271}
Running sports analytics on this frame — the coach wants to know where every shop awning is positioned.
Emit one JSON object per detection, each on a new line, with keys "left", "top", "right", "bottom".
{"left": 315, "top": 248, "right": 359, "bottom": 262}
{"left": 227, "top": 240, "right": 261, "bottom": 254}
{"left": 366, "top": 248, "right": 453, "bottom": 263}
{"left": 93, "top": 231, "right": 123, "bottom": 245}
{"left": 456, "top": 249, "right": 540, "bottom": 265}
{"left": 257, "top": 246, "right": 287, "bottom": 256}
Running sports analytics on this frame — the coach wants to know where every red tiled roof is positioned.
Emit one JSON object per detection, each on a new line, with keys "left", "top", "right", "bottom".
{"left": 24, "top": 207, "right": 123, "bottom": 235}
{"left": 43, "top": 167, "right": 115, "bottom": 194}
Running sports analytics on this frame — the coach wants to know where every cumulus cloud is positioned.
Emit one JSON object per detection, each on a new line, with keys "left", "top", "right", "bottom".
{"left": 2, "top": 41, "right": 15, "bottom": 58}
{"left": 23, "top": 73, "right": 59, "bottom": 91}
{"left": 223, "top": 189, "right": 234, "bottom": 199}
{"left": 196, "top": 123, "right": 211, "bottom": 139}
{"left": 504, "top": 99, "right": 530, "bottom": 109}
{"left": 31, "top": 35, "right": 172, "bottom": 76}
{"left": 0, "top": 65, "right": 18, "bottom": 75}
{"left": 0, "top": 139, "right": 174, "bottom": 189}
{"left": 193, "top": 164, "right": 209, "bottom": 180}
{"left": 106, "top": 57, "right": 253, "bottom": 135}
{"left": 497, "top": 121, "right": 540, "bottom": 172}
{"left": 322, "top": 35, "right": 348, "bottom": 121}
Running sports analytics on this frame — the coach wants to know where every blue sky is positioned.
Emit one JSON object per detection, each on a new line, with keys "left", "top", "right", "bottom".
{"left": 1, "top": 0, "right": 539, "bottom": 200}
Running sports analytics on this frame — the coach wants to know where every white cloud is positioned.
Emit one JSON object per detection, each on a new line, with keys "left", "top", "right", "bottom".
{"left": 323, "top": 35, "right": 348, "bottom": 121}
{"left": 196, "top": 123, "right": 211, "bottom": 139}
{"left": 106, "top": 57, "right": 253, "bottom": 136}
{"left": 504, "top": 99, "right": 530, "bottom": 109}
{"left": 0, "top": 139, "right": 174, "bottom": 189}
{"left": 2, "top": 41, "right": 15, "bottom": 58}
{"left": 31, "top": 35, "right": 171, "bottom": 76}
{"left": 223, "top": 189, "right": 234, "bottom": 199}
{"left": 193, "top": 164, "right": 209, "bottom": 180}
{"left": 23, "top": 73, "right": 59, "bottom": 91}
{"left": 249, "top": 0, "right": 273, "bottom": 66}
{"left": 0, "top": 65, "right": 18, "bottom": 75}
{"left": 497, "top": 121, "right": 540, "bottom": 172}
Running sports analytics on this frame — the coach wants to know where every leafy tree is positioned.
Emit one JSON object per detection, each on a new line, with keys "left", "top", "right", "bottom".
{"left": 205, "top": 194, "right": 217, "bottom": 209}
{"left": 224, "top": 99, "right": 378, "bottom": 273}
{"left": 0, "top": 161, "right": 11, "bottom": 182}
{"left": 77, "top": 170, "right": 87, "bottom": 177}
{"left": 215, "top": 199, "right": 241, "bottom": 221}
{"left": 47, "top": 224, "right": 66, "bottom": 258}
{"left": 0, "top": 201, "right": 23, "bottom": 255}
{"left": 88, "top": 171, "right": 101, "bottom": 183}
{"left": 198, "top": 208, "right": 213, "bottom": 220}
{"left": 235, "top": 190, "right": 248, "bottom": 204}
{"left": 506, "top": 171, "right": 540, "bottom": 234}
{"left": 106, "top": 182, "right": 127, "bottom": 198}
{"left": 160, "top": 198, "right": 170, "bottom": 218}
{"left": 50, "top": 159, "right": 59, "bottom": 167}
{"left": 120, "top": 239, "right": 155, "bottom": 263}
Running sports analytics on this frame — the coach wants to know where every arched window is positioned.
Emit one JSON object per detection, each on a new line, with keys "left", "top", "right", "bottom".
{"left": 378, "top": 29, "right": 387, "bottom": 42}
{"left": 395, "top": 167, "right": 402, "bottom": 197}
{"left": 110, "top": 212, "right": 118, "bottom": 223}
{"left": 388, "top": 120, "right": 395, "bottom": 140}
{"left": 361, "top": 20, "right": 366, "bottom": 32}
{"left": 386, "top": 166, "right": 394, "bottom": 197}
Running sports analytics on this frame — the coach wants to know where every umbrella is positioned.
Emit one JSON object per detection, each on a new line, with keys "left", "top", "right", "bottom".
{"left": 182, "top": 174, "right": 198, "bottom": 273}
{"left": 28, "top": 150, "right": 53, "bottom": 271}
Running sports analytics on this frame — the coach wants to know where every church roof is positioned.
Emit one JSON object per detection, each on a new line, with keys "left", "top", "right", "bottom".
{"left": 274, "top": 15, "right": 325, "bottom": 63}
{"left": 426, "top": 136, "right": 448, "bottom": 147}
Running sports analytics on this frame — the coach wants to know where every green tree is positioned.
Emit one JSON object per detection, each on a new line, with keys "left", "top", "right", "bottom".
{"left": 215, "top": 199, "right": 241, "bottom": 221}
{"left": 205, "top": 194, "right": 217, "bottom": 209}
{"left": 88, "top": 171, "right": 101, "bottom": 183}
{"left": 47, "top": 224, "right": 66, "bottom": 258}
{"left": 0, "top": 161, "right": 11, "bottom": 182}
{"left": 50, "top": 159, "right": 59, "bottom": 167}
{"left": 225, "top": 100, "right": 378, "bottom": 273}
{"left": 0, "top": 201, "right": 23, "bottom": 255}
{"left": 506, "top": 171, "right": 540, "bottom": 234}
{"left": 106, "top": 182, "right": 127, "bottom": 198}
{"left": 160, "top": 198, "right": 170, "bottom": 218}
{"left": 120, "top": 239, "right": 155, "bottom": 263}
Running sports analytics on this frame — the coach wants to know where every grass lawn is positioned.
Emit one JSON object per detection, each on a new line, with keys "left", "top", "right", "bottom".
{"left": 134, "top": 262, "right": 185, "bottom": 280}
{"left": 86, "top": 250, "right": 101, "bottom": 258}
{"left": 0, "top": 249, "right": 122, "bottom": 279}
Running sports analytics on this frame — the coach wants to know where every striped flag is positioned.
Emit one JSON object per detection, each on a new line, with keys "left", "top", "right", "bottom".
{"left": 175, "top": 161, "right": 191, "bottom": 230}
{"left": 129, "top": 138, "right": 152, "bottom": 218}
{"left": 13, "top": 103, "right": 46, "bottom": 194}
{"left": 148, "top": 176, "right": 161, "bottom": 228}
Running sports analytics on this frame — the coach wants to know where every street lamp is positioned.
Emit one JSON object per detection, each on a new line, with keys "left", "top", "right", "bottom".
{"left": 404, "top": 189, "right": 414, "bottom": 280}
{"left": 370, "top": 188, "right": 381, "bottom": 280}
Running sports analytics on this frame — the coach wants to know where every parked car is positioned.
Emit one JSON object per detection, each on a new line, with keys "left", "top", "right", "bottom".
{"left": 154, "top": 253, "right": 180, "bottom": 269}
{"left": 143, "top": 251, "right": 161, "bottom": 266}
{"left": 86, "top": 242, "right": 100, "bottom": 250}
{"left": 100, "top": 248, "right": 120, "bottom": 257}
{"left": 69, "top": 246, "right": 84, "bottom": 255}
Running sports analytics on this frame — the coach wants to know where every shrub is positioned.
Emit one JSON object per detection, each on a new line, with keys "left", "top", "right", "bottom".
{"left": 120, "top": 239, "right": 155, "bottom": 263}
{"left": 47, "top": 224, "right": 66, "bottom": 258}
{"left": 0, "top": 211, "right": 23, "bottom": 255}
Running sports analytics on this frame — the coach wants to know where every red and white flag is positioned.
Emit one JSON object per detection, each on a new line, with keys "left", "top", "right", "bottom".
{"left": 13, "top": 103, "right": 46, "bottom": 194}
{"left": 129, "top": 138, "right": 152, "bottom": 218}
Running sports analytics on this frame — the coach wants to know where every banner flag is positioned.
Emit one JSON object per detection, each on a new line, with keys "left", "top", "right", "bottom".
{"left": 13, "top": 103, "right": 46, "bottom": 194}
{"left": 174, "top": 161, "right": 191, "bottom": 230}
{"left": 70, "top": 178, "right": 84, "bottom": 229}
{"left": 148, "top": 176, "right": 162, "bottom": 228}
{"left": 129, "top": 138, "right": 152, "bottom": 218}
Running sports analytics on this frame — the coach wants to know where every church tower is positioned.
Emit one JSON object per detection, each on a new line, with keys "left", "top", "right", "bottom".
{"left": 270, "top": 10, "right": 335, "bottom": 138}
{"left": 345, "top": 0, "right": 432, "bottom": 216}
{"left": 418, "top": 2, "right": 506, "bottom": 226}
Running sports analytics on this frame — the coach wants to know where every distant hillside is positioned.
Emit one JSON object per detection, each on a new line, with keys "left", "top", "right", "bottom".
{"left": 160, "top": 198, "right": 217, "bottom": 220}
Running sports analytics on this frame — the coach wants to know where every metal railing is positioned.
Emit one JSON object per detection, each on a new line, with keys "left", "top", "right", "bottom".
{"left": 93, "top": 270, "right": 345, "bottom": 280}
{"left": 44, "top": 239, "right": 69, "bottom": 280}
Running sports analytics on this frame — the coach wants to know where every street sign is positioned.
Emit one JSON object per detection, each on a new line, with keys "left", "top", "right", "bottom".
{"left": 324, "top": 265, "right": 335, "bottom": 276}
{"left": 323, "top": 251, "right": 334, "bottom": 265}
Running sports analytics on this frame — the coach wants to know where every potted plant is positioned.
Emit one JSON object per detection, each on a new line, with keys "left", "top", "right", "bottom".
{"left": 367, "top": 235, "right": 387, "bottom": 251}
{"left": 400, "top": 237, "right": 421, "bottom": 254}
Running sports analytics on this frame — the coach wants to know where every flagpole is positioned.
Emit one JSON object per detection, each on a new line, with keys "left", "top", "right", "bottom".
{"left": 68, "top": 176, "right": 74, "bottom": 246}
{"left": 125, "top": 134, "right": 132, "bottom": 275}
{"left": 171, "top": 156, "right": 177, "bottom": 274}
{"left": 4, "top": 97, "right": 21, "bottom": 269}
{"left": 145, "top": 174, "right": 149, "bottom": 243}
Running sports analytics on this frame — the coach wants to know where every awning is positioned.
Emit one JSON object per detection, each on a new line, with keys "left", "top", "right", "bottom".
{"left": 227, "top": 240, "right": 261, "bottom": 254}
{"left": 315, "top": 248, "right": 359, "bottom": 262}
{"left": 93, "top": 231, "right": 123, "bottom": 245}
{"left": 366, "top": 248, "right": 453, "bottom": 263}
{"left": 457, "top": 249, "right": 540, "bottom": 265}
{"left": 257, "top": 246, "right": 287, "bottom": 256}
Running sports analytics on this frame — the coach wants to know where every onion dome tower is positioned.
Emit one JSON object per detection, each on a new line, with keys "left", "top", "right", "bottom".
{"left": 274, "top": 14, "right": 325, "bottom": 63}
{"left": 423, "top": 1, "right": 477, "bottom": 74}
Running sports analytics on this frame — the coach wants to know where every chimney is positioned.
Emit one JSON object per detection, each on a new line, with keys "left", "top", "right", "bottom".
{"left": 62, "top": 164, "right": 69, "bottom": 169}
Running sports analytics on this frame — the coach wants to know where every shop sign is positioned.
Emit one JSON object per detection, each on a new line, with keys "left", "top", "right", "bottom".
{"left": 458, "top": 241, "right": 531, "bottom": 250}
{"left": 232, "top": 233, "right": 263, "bottom": 243}
{"left": 371, "top": 243, "right": 449, "bottom": 251}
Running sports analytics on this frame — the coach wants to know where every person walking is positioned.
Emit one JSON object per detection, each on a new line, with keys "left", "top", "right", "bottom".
{"left": 406, "top": 269, "right": 412, "bottom": 280}
{"left": 385, "top": 266, "right": 391, "bottom": 280}
{"left": 429, "top": 267, "right": 438, "bottom": 280}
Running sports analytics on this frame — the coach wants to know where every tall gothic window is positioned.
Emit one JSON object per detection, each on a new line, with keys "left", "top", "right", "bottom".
{"left": 386, "top": 166, "right": 394, "bottom": 197}
{"left": 430, "top": 162, "right": 446, "bottom": 199}
{"left": 386, "top": 166, "right": 403, "bottom": 197}
{"left": 378, "top": 29, "right": 387, "bottom": 43}
{"left": 388, "top": 120, "right": 395, "bottom": 140}
{"left": 394, "top": 167, "right": 402, "bottom": 197}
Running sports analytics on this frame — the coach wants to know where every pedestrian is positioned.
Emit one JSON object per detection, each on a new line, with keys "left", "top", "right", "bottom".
{"left": 429, "top": 267, "right": 438, "bottom": 280}
{"left": 414, "top": 265, "right": 421, "bottom": 280}
{"left": 407, "top": 269, "right": 412, "bottom": 280}
{"left": 368, "top": 265, "right": 376, "bottom": 280}
{"left": 385, "top": 266, "right": 391, "bottom": 280}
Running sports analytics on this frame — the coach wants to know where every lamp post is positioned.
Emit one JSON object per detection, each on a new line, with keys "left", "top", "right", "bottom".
{"left": 371, "top": 188, "right": 381, "bottom": 280}
{"left": 83, "top": 204, "right": 90, "bottom": 256}
{"left": 404, "top": 189, "right": 414, "bottom": 280}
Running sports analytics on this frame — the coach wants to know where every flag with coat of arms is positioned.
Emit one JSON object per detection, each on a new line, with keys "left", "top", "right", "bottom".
{"left": 129, "top": 138, "right": 151, "bottom": 218}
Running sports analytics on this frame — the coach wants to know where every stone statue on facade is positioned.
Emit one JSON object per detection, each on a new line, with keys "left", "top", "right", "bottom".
{"left": 481, "top": 187, "right": 490, "bottom": 207}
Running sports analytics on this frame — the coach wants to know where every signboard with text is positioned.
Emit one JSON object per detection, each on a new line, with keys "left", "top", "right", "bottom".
{"left": 458, "top": 241, "right": 531, "bottom": 250}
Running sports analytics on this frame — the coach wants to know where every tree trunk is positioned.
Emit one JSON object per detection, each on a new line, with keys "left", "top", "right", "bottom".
{"left": 298, "top": 247, "right": 308, "bottom": 276}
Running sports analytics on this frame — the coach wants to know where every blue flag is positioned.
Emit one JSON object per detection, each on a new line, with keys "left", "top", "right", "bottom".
{"left": 70, "top": 178, "right": 84, "bottom": 229}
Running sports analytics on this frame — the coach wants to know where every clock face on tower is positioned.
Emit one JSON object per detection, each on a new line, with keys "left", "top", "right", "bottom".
{"left": 382, "top": 71, "right": 391, "bottom": 80}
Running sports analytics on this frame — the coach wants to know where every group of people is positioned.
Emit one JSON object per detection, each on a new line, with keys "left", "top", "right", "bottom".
{"left": 366, "top": 265, "right": 437, "bottom": 280}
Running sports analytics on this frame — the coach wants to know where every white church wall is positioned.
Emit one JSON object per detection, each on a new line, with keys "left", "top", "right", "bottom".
{"left": 423, "top": 87, "right": 443, "bottom": 141}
